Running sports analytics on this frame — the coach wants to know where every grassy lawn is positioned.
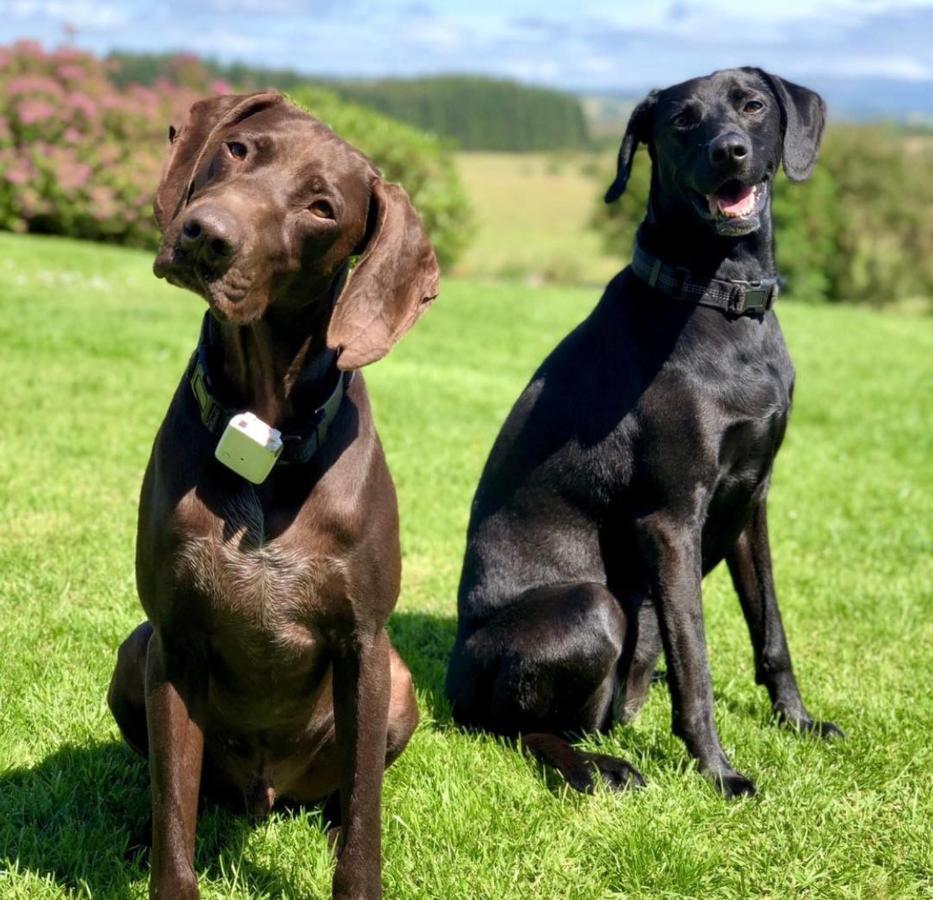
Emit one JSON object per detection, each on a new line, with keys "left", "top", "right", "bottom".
{"left": 0, "top": 232, "right": 931, "bottom": 899}
{"left": 452, "top": 152, "right": 618, "bottom": 287}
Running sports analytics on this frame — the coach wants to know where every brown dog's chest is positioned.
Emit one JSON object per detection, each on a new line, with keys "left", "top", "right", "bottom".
{"left": 171, "top": 484, "right": 341, "bottom": 672}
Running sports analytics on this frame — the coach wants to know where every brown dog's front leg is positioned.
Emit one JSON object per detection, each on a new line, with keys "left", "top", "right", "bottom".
{"left": 331, "top": 627, "right": 391, "bottom": 900}
{"left": 145, "top": 630, "right": 205, "bottom": 900}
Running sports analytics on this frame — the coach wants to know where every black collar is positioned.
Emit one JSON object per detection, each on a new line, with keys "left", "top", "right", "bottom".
{"left": 186, "top": 313, "right": 352, "bottom": 466}
{"left": 631, "top": 241, "right": 779, "bottom": 316}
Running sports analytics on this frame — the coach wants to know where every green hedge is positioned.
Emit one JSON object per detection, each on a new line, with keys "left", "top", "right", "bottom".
{"left": 591, "top": 125, "right": 933, "bottom": 305}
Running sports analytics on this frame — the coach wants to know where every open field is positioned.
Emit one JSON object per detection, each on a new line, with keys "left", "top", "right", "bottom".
{"left": 452, "top": 151, "right": 619, "bottom": 286}
{"left": 0, "top": 232, "right": 931, "bottom": 898}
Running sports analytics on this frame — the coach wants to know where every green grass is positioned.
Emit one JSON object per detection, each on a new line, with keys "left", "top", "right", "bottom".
{"left": 0, "top": 232, "right": 931, "bottom": 899}
{"left": 452, "top": 152, "right": 618, "bottom": 286}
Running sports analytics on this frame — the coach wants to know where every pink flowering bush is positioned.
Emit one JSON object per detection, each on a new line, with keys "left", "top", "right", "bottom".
{"left": 0, "top": 42, "right": 215, "bottom": 248}
{"left": 0, "top": 43, "right": 472, "bottom": 266}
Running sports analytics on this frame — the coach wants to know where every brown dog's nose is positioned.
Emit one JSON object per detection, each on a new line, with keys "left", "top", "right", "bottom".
{"left": 708, "top": 133, "right": 749, "bottom": 166}
{"left": 179, "top": 206, "right": 242, "bottom": 275}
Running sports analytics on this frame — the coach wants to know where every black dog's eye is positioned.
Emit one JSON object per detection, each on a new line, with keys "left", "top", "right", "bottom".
{"left": 743, "top": 100, "right": 764, "bottom": 114}
{"left": 226, "top": 141, "right": 248, "bottom": 160}
{"left": 671, "top": 110, "right": 695, "bottom": 128}
{"left": 309, "top": 200, "right": 335, "bottom": 219}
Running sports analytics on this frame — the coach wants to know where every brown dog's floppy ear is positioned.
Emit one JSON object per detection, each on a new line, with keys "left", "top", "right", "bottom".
{"left": 753, "top": 70, "right": 826, "bottom": 182}
{"left": 326, "top": 180, "right": 439, "bottom": 370}
{"left": 604, "top": 90, "right": 658, "bottom": 204}
{"left": 154, "top": 91, "right": 283, "bottom": 230}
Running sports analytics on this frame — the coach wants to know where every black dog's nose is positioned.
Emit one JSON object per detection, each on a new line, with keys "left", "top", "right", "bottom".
{"left": 179, "top": 206, "right": 242, "bottom": 273}
{"left": 708, "top": 133, "right": 749, "bottom": 166}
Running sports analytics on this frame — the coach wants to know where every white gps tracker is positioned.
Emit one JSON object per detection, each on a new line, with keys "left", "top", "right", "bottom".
{"left": 214, "top": 412, "right": 284, "bottom": 484}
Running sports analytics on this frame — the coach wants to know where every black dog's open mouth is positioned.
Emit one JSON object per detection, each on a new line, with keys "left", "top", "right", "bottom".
{"left": 707, "top": 180, "right": 765, "bottom": 219}
{"left": 690, "top": 178, "right": 769, "bottom": 234}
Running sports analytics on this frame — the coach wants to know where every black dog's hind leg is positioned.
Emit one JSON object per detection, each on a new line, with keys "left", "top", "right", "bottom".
{"left": 618, "top": 595, "right": 664, "bottom": 724}
{"left": 447, "top": 582, "right": 644, "bottom": 793}
{"left": 638, "top": 515, "right": 757, "bottom": 798}
{"left": 726, "top": 500, "right": 843, "bottom": 738}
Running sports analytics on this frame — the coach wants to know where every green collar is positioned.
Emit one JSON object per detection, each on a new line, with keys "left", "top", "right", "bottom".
{"left": 186, "top": 313, "right": 352, "bottom": 467}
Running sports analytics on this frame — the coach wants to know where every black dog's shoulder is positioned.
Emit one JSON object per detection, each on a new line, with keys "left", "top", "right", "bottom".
{"left": 467, "top": 267, "right": 794, "bottom": 544}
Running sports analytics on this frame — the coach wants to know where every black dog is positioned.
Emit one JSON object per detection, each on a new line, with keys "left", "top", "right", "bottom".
{"left": 446, "top": 68, "right": 842, "bottom": 798}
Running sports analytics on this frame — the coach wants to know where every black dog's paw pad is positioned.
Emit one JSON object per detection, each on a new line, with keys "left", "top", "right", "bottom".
{"left": 582, "top": 752, "right": 646, "bottom": 792}
{"left": 715, "top": 771, "right": 757, "bottom": 799}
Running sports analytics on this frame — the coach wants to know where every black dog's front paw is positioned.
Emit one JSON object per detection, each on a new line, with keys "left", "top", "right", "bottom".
{"left": 582, "top": 752, "right": 646, "bottom": 792}
{"left": 802, "top": 718, "right": 845, "bottom": 740}
{"left": 780, "top": 711, "right": 845, "bottom": 740}
{"left": 711, "top": 769, "right": 757, "bottom": 799}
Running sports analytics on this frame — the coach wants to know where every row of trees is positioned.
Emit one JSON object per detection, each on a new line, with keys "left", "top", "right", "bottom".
{"left": 108, "top": 53, "right": 590, "bottom": 152}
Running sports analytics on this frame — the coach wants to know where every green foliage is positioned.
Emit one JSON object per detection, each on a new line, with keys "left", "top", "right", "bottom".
{"left": 288, "top": 87, "right": 472, "bottom": 270}
{"left": 1, "top": 233, "right": 932, "bottom": 897}
{"left": 591, "top": 126, "right": 933, "bottom": 305}
{"left": 109, "top": 52, "right": 591, "bottom": 152}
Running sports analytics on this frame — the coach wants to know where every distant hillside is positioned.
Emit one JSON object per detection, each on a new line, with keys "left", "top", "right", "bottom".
{"left": 107, "top": 53, "right": 590, "bottom": 151}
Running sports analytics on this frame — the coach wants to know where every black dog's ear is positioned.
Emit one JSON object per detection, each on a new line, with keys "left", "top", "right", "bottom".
{"left": 327, "top": 179, "right": 440, "bottom": 370}
{"left": 753, "top": 70, "right": 826, "bottom": 182}
{"left": 154, "top": 91, "right": 283, "bottom": 230}
{"left": 605, "top": 90, "right": 658, "bottom": 204}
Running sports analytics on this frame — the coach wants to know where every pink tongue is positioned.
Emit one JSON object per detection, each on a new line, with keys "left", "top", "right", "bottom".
{"left": 711, "top": 184, "right": 755, "bottom": 216}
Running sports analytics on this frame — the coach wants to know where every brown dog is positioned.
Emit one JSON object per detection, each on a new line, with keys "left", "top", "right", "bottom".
{"left": 107, "top": 91, "right": 438, "bottom": 899}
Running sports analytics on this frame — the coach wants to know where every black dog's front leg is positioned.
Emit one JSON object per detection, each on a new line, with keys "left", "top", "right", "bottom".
{"left": 638, "top": 515, "right": 756, "bottom": 798}
{"left": 726, "top": 500, "right": 843, "bottom": 738}
{"left": 331, "top": 628, "right": 391, "bottom": 900}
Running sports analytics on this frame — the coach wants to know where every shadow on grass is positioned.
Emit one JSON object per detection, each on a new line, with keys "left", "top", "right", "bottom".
{"left": 388, "top": 608, "right": 457, "bottom": 725}
{"left": 0, "top": 740, "right": 327, "bottom": 897}
{"left": 0, "top": 612, "right": 455, "bottom": 897}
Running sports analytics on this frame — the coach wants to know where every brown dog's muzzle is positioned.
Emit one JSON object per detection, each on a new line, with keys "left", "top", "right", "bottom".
{"left": 177, "top": 204, "right": 243, "bottom": 281}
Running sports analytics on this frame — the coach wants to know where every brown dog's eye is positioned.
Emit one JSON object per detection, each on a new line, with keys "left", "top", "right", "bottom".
{"left": 226, "top": 141, "right": 248, "bottom": 160}
{"left": 309, "top": 200, "right": 335, "bottom": 219}
{"left": 743, "top": 100, "right": 764, "bottom": 113}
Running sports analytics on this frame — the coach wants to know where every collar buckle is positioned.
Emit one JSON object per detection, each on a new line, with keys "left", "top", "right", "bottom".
{"left": 729, "top": 281, "right": 778, "bottom": 315}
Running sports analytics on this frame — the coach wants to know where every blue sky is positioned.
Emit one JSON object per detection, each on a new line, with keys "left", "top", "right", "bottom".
{"left": 2, "top": 0, "right": 932, "bottom": 96}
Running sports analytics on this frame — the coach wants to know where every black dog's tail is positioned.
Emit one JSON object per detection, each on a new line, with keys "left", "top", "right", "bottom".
{"left": 520, "top": 733, "right": 645, "bottom": 794}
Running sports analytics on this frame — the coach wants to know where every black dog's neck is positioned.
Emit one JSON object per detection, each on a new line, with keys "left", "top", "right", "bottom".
{"left": 207, "top": 275, "right": 345, "bottom": 430}
{"left": 637, "top": 202, "right": 777, "bottom": 285}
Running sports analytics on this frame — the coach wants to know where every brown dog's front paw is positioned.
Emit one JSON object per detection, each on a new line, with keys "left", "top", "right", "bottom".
{"left": 332, "top": 869, "right": 381, "bottom": 900}
{"left": 712, "top": 770, "right": 757, "bottom": 800}
{"left": 150, "top": 869, "right": 199, "bottom": 900}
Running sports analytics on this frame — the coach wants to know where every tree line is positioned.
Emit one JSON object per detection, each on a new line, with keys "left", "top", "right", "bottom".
{"left": 107, "top": 53, "right": 590, "bottom": 152}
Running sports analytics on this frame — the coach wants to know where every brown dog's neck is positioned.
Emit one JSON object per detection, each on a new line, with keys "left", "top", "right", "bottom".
{"left": 209, "top": 283, "right": 343, "bottom": 429}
